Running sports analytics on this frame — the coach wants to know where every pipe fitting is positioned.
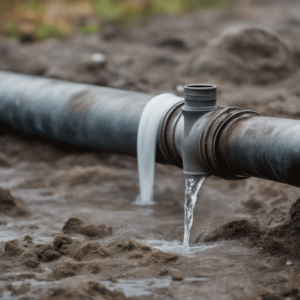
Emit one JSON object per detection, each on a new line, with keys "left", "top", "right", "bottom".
{"left": 183, "top": 84, "right": 217, "bottom": 111}
{"left": 159, "top": 84, "right": 219, "bottom": 176}
{"left": 198, "top": 107, "right": 259, "bottom": 179}
{"left": 159, "top": 84, "right": 259, "bottom": 179}
{"left": 181, "top": 84, "right": 218, "bottom": 176}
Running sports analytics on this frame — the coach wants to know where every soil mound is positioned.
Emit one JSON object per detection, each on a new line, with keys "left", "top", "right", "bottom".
{"left": 3, "top": 237, "right": 60, "bottom": 270}
{"left": 48, "top": 281, "right": 126, "bottom": 300}
{"left": 52, "top": 259, "right": 101, "bottom": 279}
{"left": 6, "top": 283, "right": 30, "bottom": 296}
{"left": 63, "top": 217, "right": 112, "bottom": 238}
{"left": 116, "top": 240, "right": 152, "bottom": 252}
{"left": 52, "top": 165, "right": 123, "bottom": 187}
{"left": 183, "top": 26, "right": 293, "bottom": 85}
{"left": 0, "top": 152, "right": 11, "bottom": 167}
{"left": 261, "top": 288, "right": 299, "bottom": 300}
{"left": 204, "top": 219, "right": 262, "bottom": 242}
{"left": 203, "top": 198, "right": 300, "bottom": 259}
{"left": 0, "top": 187, "right": 27, "bottom": 217}
{"left": 141, "top": 250, "right": 179, "bottom": 266}
{"left": 73, "top": 242, "right": 111, "bottom": 261}
{"left": 53, "top": 235, "right": 81, "bottom": 256}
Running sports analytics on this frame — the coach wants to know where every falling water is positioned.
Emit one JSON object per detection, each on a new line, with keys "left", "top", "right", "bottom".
{"left": 183, "top": 175, "right": 207, "bottom": 248}
{"left": 136, "top": 94, "right": 182, "bottom": 205}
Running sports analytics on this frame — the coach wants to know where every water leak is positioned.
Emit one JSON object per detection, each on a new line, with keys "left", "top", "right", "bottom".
{"left": 146, "top": 239, "right": 218, "bottom": 257}
{"left": 183, "top": 175, "right": 207, "bottom": 248}
{"left": 146, "top": 239, "right": 257, "bottom": 257}
{"left": 136, "top": 93, "right": 182, "bottom": 205}
{"left": 0, "top": 277, "right": 209, "bottom": 299}
{"left": 136, "top": 94, "right": 208, "bottom": 249}
{"left": 101, "top": 277, "right": 208, "bottom": 297}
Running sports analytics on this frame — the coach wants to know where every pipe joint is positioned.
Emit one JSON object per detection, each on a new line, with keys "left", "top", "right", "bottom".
{"left": 199, "top": 107, "right": 259, "bottom": 179}
{"left": 159, "top": 84, "right": 259, "bottom": 180}
{"left": 181, "top": 84, "right": 218, "bottom": 176}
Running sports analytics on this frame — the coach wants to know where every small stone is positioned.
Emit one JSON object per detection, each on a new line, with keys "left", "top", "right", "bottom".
{"left": 91, "top": 53, "right": 106, "bottom": 65}
{"left": 23, "top": 235, "right": 33, "bottom": 242}
{"left": 109, "top": 276, "right": 118, "bottom": 283}
{"left": 286, "top": 260, "right": 292, "bottom": 265}
{"left": 0, "top": 218, "right": 7, "bottom": 225}
{"left": 172, "top": 274, "right": 183, "bottom": 281}
{"left": 159, "top": 268, "right": 169, "bottom": 276}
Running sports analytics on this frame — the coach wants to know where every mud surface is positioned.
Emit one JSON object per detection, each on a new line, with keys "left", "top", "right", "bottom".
{"left": 2, "top": 2, "right": 300, "bottom": 299}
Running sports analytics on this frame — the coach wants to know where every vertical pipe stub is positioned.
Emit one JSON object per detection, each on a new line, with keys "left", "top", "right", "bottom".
{"left": 183, "top": 84, "right": 217, "bottom": 111}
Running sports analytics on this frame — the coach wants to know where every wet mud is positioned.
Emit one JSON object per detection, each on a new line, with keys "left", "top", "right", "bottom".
{"left": 203, "top": 198, "right": 300, "bottom": 259}
{"left": 1, "top": 1, "right": 300, "bottom": 299}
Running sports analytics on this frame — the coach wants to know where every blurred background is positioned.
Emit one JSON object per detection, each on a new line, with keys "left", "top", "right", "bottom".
{"left": 0, "top": 0, "right": 235, "bottom": 42}
{"left": 0, "top": 0, "right": 299, "bottom": 98}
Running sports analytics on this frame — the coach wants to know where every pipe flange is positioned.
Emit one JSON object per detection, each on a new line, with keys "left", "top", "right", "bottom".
{"left": 199, "top": 107, "right": 260, "bottom": 180}
{"left": 160, "top": 100, "right": 184, "bottom": 168}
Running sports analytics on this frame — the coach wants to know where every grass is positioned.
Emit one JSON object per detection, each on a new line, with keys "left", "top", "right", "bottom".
{"left": 0, "top": 0, "right": 233, "bottom": 41}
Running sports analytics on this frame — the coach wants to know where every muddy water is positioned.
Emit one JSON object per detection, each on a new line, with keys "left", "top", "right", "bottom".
{"left": 2, "top": 1, "right": 300, "bottom": 299}
{"left": 0, "top": 135, "right": 299, "bottom": 300}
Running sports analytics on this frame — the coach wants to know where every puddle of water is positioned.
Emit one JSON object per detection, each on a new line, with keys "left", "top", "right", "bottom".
{"left": 146, "top": 239, "right": 218, "bottom": 257}
{"left": 0, "top": 279, "right": 58, "bottom": 300}
{"left": 101, "top": 277, "right": 208, "bottom": 297}
{"left": 0, "top": 276, "right": 209, "bottom": 299}
{"left": 136, "top": 93, "right": 182, "bottom": 205}
{"left": 145, "top": 239, "right": 258, "bottom": 259}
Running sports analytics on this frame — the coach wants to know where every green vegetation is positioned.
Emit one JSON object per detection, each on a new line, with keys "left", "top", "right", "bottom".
{"left": 0, "top": 0, "right": 232, "bottom": 41}
{"left": 34, "top": 25, "right": 66, "bottom": 40}
{"left": 93, "top": 0, "right": 233, "bottom": 23}
{"left": 4, "top": 22, "right": 21, "bottom": 41}
{"left": 78, "top": 23, "right": 101, "bottom": 35}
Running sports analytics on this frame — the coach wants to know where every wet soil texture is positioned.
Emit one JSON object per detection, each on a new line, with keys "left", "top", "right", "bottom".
{"left": 2, "top": 1, "right": 300, "bottom": 299}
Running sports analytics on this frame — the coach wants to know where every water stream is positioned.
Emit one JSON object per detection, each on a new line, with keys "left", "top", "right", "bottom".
{"left": 136, "top": 93, "right": 182, "bottom": 205}
{"left": 183, "top": 175, "right": 207, "bottom": 248}
{"left": 137, "top": 94, "right": 207, "bottom": 249}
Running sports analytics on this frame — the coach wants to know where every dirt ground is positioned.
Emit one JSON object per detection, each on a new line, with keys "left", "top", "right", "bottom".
{"left": 2, "top": 1, "right": 300, "bottom": 299}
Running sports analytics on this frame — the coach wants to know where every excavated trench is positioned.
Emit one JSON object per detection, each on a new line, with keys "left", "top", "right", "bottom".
{"left": 2, "top": 3, "right": 300, "bottom": 299}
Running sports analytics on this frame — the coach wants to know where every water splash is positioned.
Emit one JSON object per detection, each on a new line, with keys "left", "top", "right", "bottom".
{"left": 136, "top": 94, "right": 182, "bottom": 205}
{"left": 183, "top": 175, "right": 207, "bottom": 248}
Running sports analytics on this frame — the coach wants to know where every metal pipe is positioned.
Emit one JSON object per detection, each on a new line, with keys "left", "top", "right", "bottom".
{"left": 216, "top": 115, "right": 300, "bottom": 187}
{"left": 1, "top": 71, "right": 300, "bottom": 189}
{"left": 160, "top": 86, "right": 300, "bottom": 188}
{"left": 0, "top": 71, "right": 153, "bottom": 158}
{"left": 181, "top": 84, "right": 217, "bottom": 176}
